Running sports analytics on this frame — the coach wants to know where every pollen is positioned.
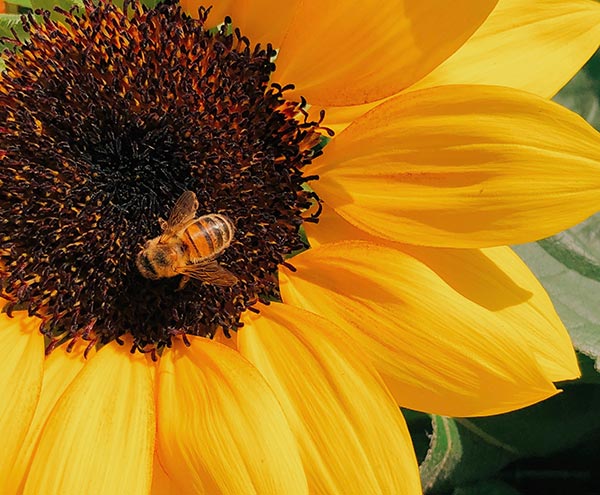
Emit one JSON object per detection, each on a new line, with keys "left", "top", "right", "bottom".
{"left": 0, "top": 0, "right": 328, "bottom": 353}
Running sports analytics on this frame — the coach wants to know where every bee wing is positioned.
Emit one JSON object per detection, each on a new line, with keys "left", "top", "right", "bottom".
{"left": 160, "top": 190, "right": 199, "bottom": 241}
{"left": 177, "top": 261, "right": 239, "bottom": 287}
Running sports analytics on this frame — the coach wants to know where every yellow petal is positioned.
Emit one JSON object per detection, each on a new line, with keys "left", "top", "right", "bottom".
{"left": 239, "top": 303, "right": 422, "bottom": 495}
{"left": 312, "top": 84, "right": 600, "bottom": 248}
{"left": 0, "top": 312, "right": 44, "bottom": 488}
{"left": 156, "top": 337, "right": 308, "bottom": 495}
{"left": 7, "top": 340, "right": 95, "bottom": 494}
{"left": 180, "top": 0, "right": 237, "bottom": 27}
{"left": 309, "top": 99, "right": 386, "bottom": 136}
{"left": 306, "top": 206, "right": 579, "bottom": 383}
{"left": 24, "top": 341, "right": 156, "bottom": 495}
{"left": 274, "top": 0, "right": 498, "bottom": 106}
{"left": 181, "top": 0, "right": 296, "bottom": 49}
{"left": 410, "top": 0, "right": 600, "bottom": 98}
{"left": 151, "top": 455, "right": 186, "bottom": 495}
{"left": 281, "top": 241, "right": 558, "bottom": 416}
{"left": 402, "top": 245, "right": 580, "bottom": 382}
{"left": 213, "top": 326, "right": 238, "bottom": 350}
{"left": 312, "top": 0, "right": 600, "bottom": 132}
{"left": 305, "top": 203, "right": 371, "bottom": 248}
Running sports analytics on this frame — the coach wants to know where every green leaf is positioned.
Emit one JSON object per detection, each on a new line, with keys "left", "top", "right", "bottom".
{"left": 420, "top": 385, "right": 600, "bottom": 493}
{"left": 554, "top": 69, "right": 600, "bottom": 130}
{"left": 30, "top": 0, "right": 82, "bottom": 14}
{"left": 453, "top": 480, "right": 523, "bottom": 495}
{"left": 5, "top": 0, "right": 33, "bottom": 8}
{"left": 421, "top": 415, "right": 517, "bottom": 494}
{"left": 403, "top": 408, "right": 432, "bottom": 464}
{"left": 420, "top": 415, "right": 462, "bottom": 493}
{"left": 537, "top": 214, "right": 600, "bottom": 283}
{"left": 513, "top": 215, "right": 600, "bottom": 368}
{"left": 575, "top": 352, "right": 600, "bottom": 385}
{"left": 0, "top": 13, "right": 26, "bottom": 50}
{"left": 0, "top": 13, "right": 24, "bottom": 37}
{"left": 141, "top": 0, "right": 160, "bottom": 9}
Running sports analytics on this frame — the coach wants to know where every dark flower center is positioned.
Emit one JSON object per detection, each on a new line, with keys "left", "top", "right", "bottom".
{"left": 0, "top": 0, "right": 328, "bottom": 354}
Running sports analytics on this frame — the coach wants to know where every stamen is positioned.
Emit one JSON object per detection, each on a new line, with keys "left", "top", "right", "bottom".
{"left": 84, "top": 338, "right": 97, "bottom": 359}
{"left": 280, "top": 261, "right": 297, "bottom": 272}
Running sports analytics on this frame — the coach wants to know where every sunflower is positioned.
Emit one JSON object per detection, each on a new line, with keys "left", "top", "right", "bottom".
{"left": 2, "top": 0, "right": 600, "bottom": 493}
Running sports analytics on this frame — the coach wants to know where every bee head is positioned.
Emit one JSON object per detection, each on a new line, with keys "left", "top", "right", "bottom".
{"left": 136, "top": 248, "right": 159, "bottom": 280}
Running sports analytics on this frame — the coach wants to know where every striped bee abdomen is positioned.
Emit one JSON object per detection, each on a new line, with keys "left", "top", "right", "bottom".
{"left": 181, "top": 214, "right": 235, "bottom": 261}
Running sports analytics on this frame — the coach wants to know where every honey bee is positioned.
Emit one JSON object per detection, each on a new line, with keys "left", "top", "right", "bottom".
{"left": 136, "top": 191, "right": 238, "bottom": 288}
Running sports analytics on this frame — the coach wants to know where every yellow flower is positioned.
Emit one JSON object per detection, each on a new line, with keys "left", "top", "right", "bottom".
{"left": 2, "top": 0, "right": 600, "bottom": 493}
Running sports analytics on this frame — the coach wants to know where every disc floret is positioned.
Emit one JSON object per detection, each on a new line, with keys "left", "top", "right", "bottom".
{"left": 0, "top": 0, "right": 327, "bottom": 352}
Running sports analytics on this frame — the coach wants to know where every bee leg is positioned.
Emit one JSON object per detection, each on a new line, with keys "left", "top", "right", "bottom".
{"left": 176, "top": 275, "right": 190, "bottom": 291}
